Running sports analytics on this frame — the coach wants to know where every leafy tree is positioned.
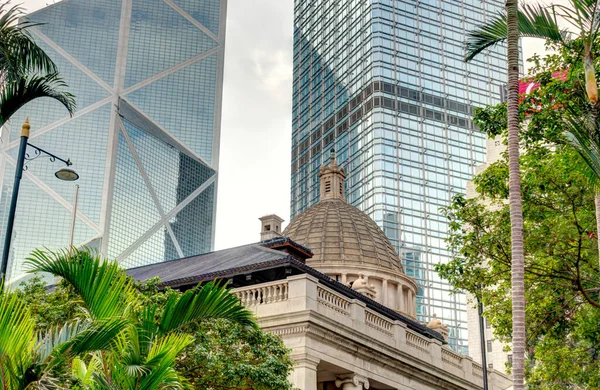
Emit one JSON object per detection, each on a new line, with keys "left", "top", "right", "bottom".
{"left": 465, "top": 0, "right": 600, "bottom": 273}
{"left": 0, "top": 1, "right": 75, "bottom": 126}
{"left": 0, "top": 279, "right": 127, "bottom": 388}
{"left": 19, "top": 251, "right": 296, "bottom": 390}
{"left": 438, "top": 45, "right": 600, "bottom": 387}
{"left": 438, "top": 146, "right": 600, "bottom": 388}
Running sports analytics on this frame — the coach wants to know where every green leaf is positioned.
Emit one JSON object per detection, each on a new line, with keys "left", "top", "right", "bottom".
{"left": 25, "top": 248, "right": 134, "bottom": 321}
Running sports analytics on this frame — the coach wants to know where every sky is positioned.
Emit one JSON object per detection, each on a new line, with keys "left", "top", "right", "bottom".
{"left": 19, "top": 0, "right": 568, "bottom": 251}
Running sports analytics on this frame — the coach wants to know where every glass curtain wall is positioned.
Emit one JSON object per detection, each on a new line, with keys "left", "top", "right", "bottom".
{"left": 0, "top": 0, "right": 226, "bottom": 281}
{"left": 291, "top": 0, "right": 507, "bottom": 353}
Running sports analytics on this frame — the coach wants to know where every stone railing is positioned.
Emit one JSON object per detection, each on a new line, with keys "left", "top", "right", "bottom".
{"left": 234, "top": 280, "right": 288, "bottom": 306}
{"left": 365, "top": 309, "right": 393, "bottom": 336}
{"left": 442, "top": 347, "right": 463, "bottom": 369}
{"left": 472, "top": 362, "right": 484, "bottom": 378}
{"left": 233, "top": 274, "right": 511, "bottom": 389}
{"left": 317, "top": 285, "right": 351, "bottom": 316}
{"left": 406, "top": 329, "right": 431, "bottom": 355}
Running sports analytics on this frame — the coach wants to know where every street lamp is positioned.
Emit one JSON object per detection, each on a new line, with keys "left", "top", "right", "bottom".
{"left": 1, "top": 118, "right": 79, "bottom": 280}
{"left": 477, "top": 287, "right": 489, "bottom": 390}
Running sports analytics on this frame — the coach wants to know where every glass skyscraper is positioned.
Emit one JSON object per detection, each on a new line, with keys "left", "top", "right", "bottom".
{"left": 291, "top": 0, "right": 507, "bottom": 353}
{"left": 0, "top": 0, "right": 226, "bottom": 282}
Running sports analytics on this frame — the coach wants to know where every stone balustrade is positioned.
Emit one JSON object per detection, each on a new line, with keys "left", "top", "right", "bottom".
{"left": 316, "top": 285, "right": 351, "bottom": 316}
{"left": 442, "top": 347, "right": 464, "bottom": 369}
{"left": 233, "top": 274, "right": 509, "bottom": 390}
{"left": 234, "top": 280, "right": 289, "bottom": 306}
{"left": 365, "top": 309, "right": 394, "bottom": 336}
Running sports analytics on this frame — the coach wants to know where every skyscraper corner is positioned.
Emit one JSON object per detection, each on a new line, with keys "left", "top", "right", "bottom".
{"left": 0, "top": 0, "right": 228, "bottom": 281}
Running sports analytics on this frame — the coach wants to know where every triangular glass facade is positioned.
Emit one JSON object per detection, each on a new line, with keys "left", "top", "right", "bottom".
{"left": 0, "top": 0, "right": 225, "bottom": 282}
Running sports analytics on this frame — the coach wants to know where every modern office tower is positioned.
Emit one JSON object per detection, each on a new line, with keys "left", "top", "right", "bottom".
{"left": 290, "top": 0, "right": 508, "bottom": 353}
{"left": 0, "top": 0, "right": 226, "bottom": 282}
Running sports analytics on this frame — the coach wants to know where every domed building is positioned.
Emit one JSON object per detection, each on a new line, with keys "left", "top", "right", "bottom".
{"left": 130, "top": 155, "right": 512, "bottom": 390}
{"left": 281, "top": 152, "right": 418, "bottom": 318}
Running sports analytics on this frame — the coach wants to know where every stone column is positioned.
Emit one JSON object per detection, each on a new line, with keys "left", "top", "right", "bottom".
{"left": 335, "top": 374, "right": 370, "bottom": 389}
{"left": 381, "top": 279, "right": 388, "bottom": 306}
{"left": 407, "top": 290, "right": 414, "bottom": 316}
{"left": 290, "top": 354, "right": 320, "bottom": 390}
{"left": 398, "top": 286, "right": 405, "bottom": 313}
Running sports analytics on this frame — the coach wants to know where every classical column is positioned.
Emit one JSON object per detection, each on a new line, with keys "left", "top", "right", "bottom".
{"left": 381, "top": 279, "right": 388, "bottom": 306}
{"left": 408, "top": 290, "right": 414, "bottom": 316}
{"left": 398, "top": 285, "right": 405, "bottom": 313}
{"left": 335, "top": 374, "right": 370, "bottom": 389}
{"left": 290, "top": 354, "right": 320, "bottom": 390}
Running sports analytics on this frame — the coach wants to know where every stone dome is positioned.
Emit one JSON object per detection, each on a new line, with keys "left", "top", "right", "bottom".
{"left": 283, "top": 150, "right": 404, "bottom": 274}
{"left": 283, "top": 198, "right": 404, "bottom": 273}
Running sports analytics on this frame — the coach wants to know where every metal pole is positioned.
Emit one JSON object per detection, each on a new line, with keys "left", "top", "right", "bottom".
{"left": 68, "top": 184, "right": 79, "bottom": 247}
{"left": 1, "top": 119, "right": 30, "bottom": 280}
{"left": 478, "top": 298, "right": 489, "bottom": 390}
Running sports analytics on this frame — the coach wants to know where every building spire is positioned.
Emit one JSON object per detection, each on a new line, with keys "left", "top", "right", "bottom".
{"left": 319, "top": 149, "right": 346, "bottom": 202}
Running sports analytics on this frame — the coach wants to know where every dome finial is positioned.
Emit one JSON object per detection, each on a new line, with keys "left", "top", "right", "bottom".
{"left": 329, "top": 148, "right": 337, "bottom": 167}
{"left": 319, "top": 149, "right": 346, "bottom": 202}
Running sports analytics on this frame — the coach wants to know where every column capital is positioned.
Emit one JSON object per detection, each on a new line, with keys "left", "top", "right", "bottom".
{"left": 335, "top": 373, "right": 370, "bottom": 389}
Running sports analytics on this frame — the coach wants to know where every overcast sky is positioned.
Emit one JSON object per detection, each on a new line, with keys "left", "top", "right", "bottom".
{"left": 20, "top": 0, "right": 567, "bottom": 251}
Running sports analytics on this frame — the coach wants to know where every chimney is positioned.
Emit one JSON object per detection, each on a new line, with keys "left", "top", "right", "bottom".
{"left": 259, "top": 214, "right": 284, "bottom": 241}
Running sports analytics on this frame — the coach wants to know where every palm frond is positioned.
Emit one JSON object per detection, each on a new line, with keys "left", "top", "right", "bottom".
{"left": 465, "top": 4, "right": 568, "bottom": 62}
{"left": 91, "top": 372, "right": 122, "bottom": 390}
{"left": 159, "top": 280, "right": 257, "bottom": 335}
{"left": 39, "top": 318, "right": 129, "bottom": 366}
{"left": 0, "top": 72, "right": 75, "bottom": 127}
{"left": 561, "top": 84, "right": 600, "bottom": 189}
{"left": 72, "top": 354, "right": 103, "bottom": 386}
{"left": 0, "top": 2, "right": 57, "bottom": 78}
{"left": 0, "top": 292, "right": 36, "bottom": 389}
{"left": 138, "top": 333, "right": 192, "bottom": 390}
{"left": 26, "top": 248, "right": 134, "bottom": 320}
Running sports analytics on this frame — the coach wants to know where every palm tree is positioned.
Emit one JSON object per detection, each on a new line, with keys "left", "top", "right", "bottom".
{"left": 0, "top": 2, "right": 75, "bottom": 127}
{"left": 26, "top": 248, "right": 257, "bottom": 389}
{"left": 465, "top": 1, "right": 600, "bottom": 262}
{"left": 466, "top": 0, "right": 525, "bottom": 388}
{"left": 0, "top": 284, "right": 127, "bottom": 388}
{"left": 506, "top": 2, "right": 525, "bottom": 389}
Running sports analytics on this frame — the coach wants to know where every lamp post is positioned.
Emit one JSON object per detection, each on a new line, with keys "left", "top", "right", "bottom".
{"left": 477, "top": 288, "right": 489, "bottom": 390}
{"left": 1, "top": 118, "right": 79, "bottom": 280}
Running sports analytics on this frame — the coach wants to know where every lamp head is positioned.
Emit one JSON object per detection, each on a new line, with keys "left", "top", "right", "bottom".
{"left": 55, "top": 166, "right": 79, "bottom": 181}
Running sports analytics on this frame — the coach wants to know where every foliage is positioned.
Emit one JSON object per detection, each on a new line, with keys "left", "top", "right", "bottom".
{"left": 0, "top": 279, "right": 128, "bottom": 389}
{"left": 16, "top": 251, "right": 295, "bottom": 390}
{"left": 0, "top": 2, "right": 75, "bottom": 127}
{"left": 175, "top": 320, "right": 295, "bottom": 390}
{"left": 439, "top": 146, "right": 600, "bottom": 388}
{"left": 465, "top": 0, "right": 600, "bottom": 106}
{"left": 439, "top": 43, "right": 600, "bottom": 387}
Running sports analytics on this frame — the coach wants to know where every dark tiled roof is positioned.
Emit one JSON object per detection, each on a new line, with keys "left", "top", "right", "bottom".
{"left": 127, "top": 242, "right": 290, "bottom": 285}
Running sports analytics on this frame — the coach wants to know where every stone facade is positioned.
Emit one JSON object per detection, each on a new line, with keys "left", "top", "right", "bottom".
{"left": 273, "top": 155, "right": 511, "bottom": 388}
{"left": 234, "top": 274, "right": 512, "bottom": 389}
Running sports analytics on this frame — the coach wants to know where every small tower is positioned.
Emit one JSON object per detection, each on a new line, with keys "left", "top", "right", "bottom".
{"left": 259, "top": 214, "right": 284, "bottom": 241}
{"left": 319, "top": 149, "right": 346, "bottom": 202}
